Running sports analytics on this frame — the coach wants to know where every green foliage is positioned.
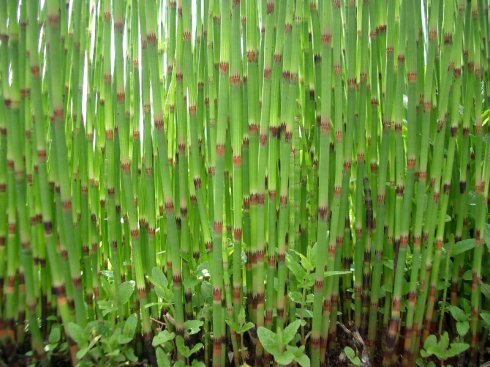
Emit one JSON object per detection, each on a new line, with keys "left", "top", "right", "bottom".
{"left": 68, "top": 314, "right": 139, "bottom": 367}
{"left": 344, "top": 346, "right": 361, "bottom": 367}
{"left": 257, "top": 319, "right": 310, "bottom": 367}
{"left": 418, "top": 332, "right": 469, "bottom": 366}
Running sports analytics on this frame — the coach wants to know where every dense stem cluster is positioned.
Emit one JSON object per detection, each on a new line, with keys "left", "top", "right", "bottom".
{"left": 0, "top": 0, "right": 489, "bottom": 366}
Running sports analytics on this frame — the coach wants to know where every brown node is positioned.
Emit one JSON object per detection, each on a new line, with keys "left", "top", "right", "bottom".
{"left": 61, "top": 199, "right": 72, "bottom": 211}
{"left": 219, "top": 62, "right": 229, "bottom": 73}
{"left": 172, "top": 273, "right": 182, "bottom": 286}
{"left": 116, "top": 91, "right": 125, "bottom": 103}
{"left": 193, "top": 177, "right": 202, "bottom": 189}
{"left": 165, "top": 200, "right": 174, "bottom": 212}
{"left": 321, "top": 32, "right": 332, "bottom": 45}
{"left": 233, "top": 228, "right": 242, "bottom": 241}
{"left": 429, "top": 28, "right": 437, "bottom": 41}
{"left": 318, "top": 206, "right": 328, "bottom": 220}
{"left": 216, "top": 144, "right": 225, "bottom": 156}
{"left": 121, "top": 161, "right": 130, "bottom": 172}
{"left": 214, "top": 221, "right": 223, "bottom": 234}
{"left": 257, "top": 193, "right": 265, "bottom": 205}
{"left": 155, "top": 118, "right": 164, "bottom": 130}
{"left": 130, "top": 228, "right": 139, "bottom": 238}
{"left": 147, "top": 31, "right": 157, "bottom": 45}
{"left": 347, "top": 77, "right": 357, "bottom": 87}
{"left": 320, "top": 118, "right": 330, "bottom": 134}
{"left": 232, "top": 155, "right": 241, "bottom": 167}
{"left": 213, "top": 287, "right": 222, "bottom": 301}
{"left": 259, "top": 132, "right": 268, "bottom": 145}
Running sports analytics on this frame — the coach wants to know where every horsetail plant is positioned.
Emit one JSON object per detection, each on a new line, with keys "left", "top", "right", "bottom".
{"left": 0, "top": 1, "right": 488, "bottom": 367}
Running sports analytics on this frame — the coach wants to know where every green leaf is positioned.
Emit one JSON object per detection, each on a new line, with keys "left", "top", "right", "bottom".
{"left": 295, "top": 308, "right": 313, "bottom": 319}
{"left": 76, "top": 347, "right": 90, "bottom": 360}
{"left": 76, "top": 335, "right": 101, "bottom": 360}
{"left": 462, "top": 270, "right": 472, "bottom": 281}
{"left": 323, "top": 270, "right": 352, "bottom": 277}
{"left": 152, "top": 330, "right": 176, "bottom": 347}
{"left": 183, "top": 319, "right": 203, "bottom": 335}
{"left": 124, "top": 348, "right": 138, "bottom": 362}
{"left": 156, "top": 347, "right": 171, "bottom": 367}
{"left": 257, "top": 326, "right": 278, "bottom": 353}
{"left": 175, "top": 336, "right": 190, "bottom": 358}
{"left": 225, "top": 319, "right": 240, "bottom": 333}
{"left": 107, "top": 349, "right": 121, "bottom": 357}
{"left": 123, "top": 314, "right": 138, "bottom": 339}
{"left": 481, "top": 283, "right": 490, "bottom": 299}
{"left": 200, "top": 281, "right": 212, "bottom": 302}
{"left": 286, "top": 253, "right": 306, "bottom": 280}
{"left": 449, "top": 239, "right": 475, "bottom": 256}
{"left": 294, "top": 350, "right": 311, "bottom": 367}
{"left": 440, "top": 332, "right": 450, "bottom": 352}
{"left": 383, "top": 259, "right": 394, "bottom": 270}
{"left": 447, "top": 342, "right": 469, "bottom": 358}
{"left": 484, "top": 223, "right": 490, "bottom": 251}
{"left": 289, "top": 291, "right": 303, "bottom": 304}
{"left": 117, "top": 334, "right": 133, "bottom": 345}
{"left": 480, "top": 312, "right": 490, "bottom": 327}
{"left": 183, "top": 277, "right": 199, "bottom": 291}
{"left": 117, "top": 281, "right": 135, "bottom": 305}
{"left": 449, "top": 306, "right": 468, "bottom": 322}
{"left": 274, "top": 349, "right": 295, "bottom": 366}
{"left": 148, "top": 268, "right": 171, "bottom": 300}
{"left": 456, "top": 321, "right": 469, "bottom": 336}
{"left": 351, "top": 356, "right": 362, "bottom": 366}
{"left": 283, "top": 319, "right": 301, "bottom": 345}
{"left": 188, "top": 343, "right": 204, "bottom": 356}
{"left": 239, "top": 322, "right": 254, "bottom": 334}
{"left": 48, "top": 326, "right": 61, "bottom": 344}
{"left": 191, "top": 361, "right": 206, "bottom": 367}
{"left": 67, "top": 323, "right": 87, "bottom": 347}
{"left": 344, "top": 346, "right": 356, "bottom": 360}
{"left": 423, "top": 334, "right": 437, "bottom": 351}
{"left": 290, "top": 249, "right": 314, "bottom": 272}
{"left": 152, "top": 267, "right": 168, "bottom": 288}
